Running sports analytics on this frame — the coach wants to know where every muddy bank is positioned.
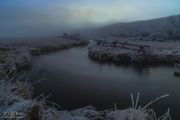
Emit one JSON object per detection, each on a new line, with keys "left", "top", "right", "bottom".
{"left": 88, "top": 40, "right": 180, "bottom": 64}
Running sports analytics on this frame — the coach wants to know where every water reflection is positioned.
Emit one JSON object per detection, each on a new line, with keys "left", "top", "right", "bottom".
{"left": 29, "top": 46, "right": 180, "bottom": 119}
{"left": 90, "top": 58, "right": 174, "bottom": 78}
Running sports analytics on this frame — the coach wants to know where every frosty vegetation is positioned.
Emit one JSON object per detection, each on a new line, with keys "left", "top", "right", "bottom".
{"left": 0, "top": 25, "right": 177, "bottom": 119}
{"left": 88, "top": 39, "right": 180, "bottom": 64}
{"left": 0, "top": 35, "right": 88, "bottom": 77}
{"left": 0, "top": 72, "right": 172, "bottom": 120}
{"left": 86, "top": 15, "right": 180, "bottom": 65}
{"left": 83, "top": 15, "right": 180, "bottom": 42}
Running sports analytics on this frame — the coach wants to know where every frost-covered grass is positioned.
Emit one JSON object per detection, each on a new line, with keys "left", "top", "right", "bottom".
{"left": 0, "top": 73, "right": 172, "bottom": 120}
{"left": 0, "top": 72, "right": 35, "bottom": 119}
{"left": 88, "top": 39, "right": 180, "bottom": 64}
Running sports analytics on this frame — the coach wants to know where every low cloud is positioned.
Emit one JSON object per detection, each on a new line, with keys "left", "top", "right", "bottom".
{"left": 0, "top": 0, "right": 180, "bottom": 37}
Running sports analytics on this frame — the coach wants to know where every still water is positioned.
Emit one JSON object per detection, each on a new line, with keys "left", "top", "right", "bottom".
{"left": 29, "top": 46, "right": 180, "bottom": 119}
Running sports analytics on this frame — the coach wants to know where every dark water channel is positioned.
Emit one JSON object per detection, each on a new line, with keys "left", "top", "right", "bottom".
{"left": 29, "top": 46, "right": 180, "bottom": 119}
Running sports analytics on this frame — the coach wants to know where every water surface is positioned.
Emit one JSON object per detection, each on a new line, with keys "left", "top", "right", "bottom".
{"left": 29, "top": 46, "right": 180, "bottom": 119}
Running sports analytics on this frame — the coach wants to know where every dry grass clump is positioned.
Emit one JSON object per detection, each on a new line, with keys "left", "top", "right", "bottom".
{"left": 0, "top": 72, "right": 33, "bottom": 106}
{"left": 107, "top": 93, "right": 171, "bottom": 120}
{"left": 0, "top": 72, "right": 35, "bottom": 119}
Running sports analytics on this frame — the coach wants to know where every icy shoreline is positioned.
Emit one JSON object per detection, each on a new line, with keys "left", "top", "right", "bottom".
{"left": 88, "top": 39, "right": 180, "bottom": 64}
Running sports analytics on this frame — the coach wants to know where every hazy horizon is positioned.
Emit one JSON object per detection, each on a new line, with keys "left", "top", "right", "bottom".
{"left": 0, "top": 0, "right": 180, "bottom": 37}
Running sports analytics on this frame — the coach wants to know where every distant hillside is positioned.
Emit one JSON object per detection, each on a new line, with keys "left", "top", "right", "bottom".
{"left": 82, "top": 15, "right": 180, "bottom": 41}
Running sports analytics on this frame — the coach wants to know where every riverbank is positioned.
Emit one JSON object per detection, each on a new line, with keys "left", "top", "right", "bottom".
{"left": 0, "top": 74, "right": 171, "bottom": 119}
{"left": 0, "top": 37, "right": 89, "bottom": 76}
{"left": 88, "top": 39, "right": 180, "bottom": 64}
{"left": 0, "top": 37, "right": 173, "bottom": 119}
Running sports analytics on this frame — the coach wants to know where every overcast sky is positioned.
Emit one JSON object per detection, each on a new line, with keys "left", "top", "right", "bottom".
{"left": 0, "top": 0, "right": 180, "bottom": 37}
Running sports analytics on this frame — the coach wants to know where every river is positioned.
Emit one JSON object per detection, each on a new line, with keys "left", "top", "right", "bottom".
{"left": 29, "top": 46, "right": 180, "bottom": 119}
